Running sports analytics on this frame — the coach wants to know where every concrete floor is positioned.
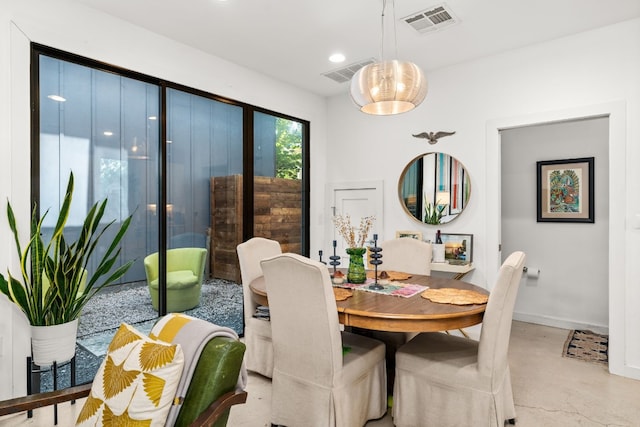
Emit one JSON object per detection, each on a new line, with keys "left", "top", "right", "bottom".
{"left": 228, "top": 321, "right": 640, "bottom": 426}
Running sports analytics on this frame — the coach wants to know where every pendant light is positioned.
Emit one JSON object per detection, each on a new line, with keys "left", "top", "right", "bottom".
{"left": 350, "top": 0, "right": 428, "bottom": 115}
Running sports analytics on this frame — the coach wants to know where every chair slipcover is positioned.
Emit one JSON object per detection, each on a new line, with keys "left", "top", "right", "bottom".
{"left": 261, "top": 253, "right": 387, "bottom": 427}
{"left": 379, "top": 238, "right": 432, "bottom": 275}
{"left": 236, "top": 237, "right": 282, "bottom": 378}
{"left": 393, "top": 251, "right": 526, "bottom": 427}
{"left": 368, "top": 238, "right": 433, "bottom": 368}
{"left": 145, "top": 247, "right": 208, "bottom": 312}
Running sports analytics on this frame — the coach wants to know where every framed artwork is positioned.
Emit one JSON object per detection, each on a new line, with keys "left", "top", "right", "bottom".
{"left": 395, "top": 230, "right": 422, "bottom": 240}
{"left": 536, "top": 157, "right": 594, "bottom": 223}
{"left": 439, "top": 233, "right": 473, "bottom": 264}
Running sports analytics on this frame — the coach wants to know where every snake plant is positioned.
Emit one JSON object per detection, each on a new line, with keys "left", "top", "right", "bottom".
{"left": 423, "top": 197, "right": 446, "bottom": 225}
{"left": 0, "top": 172, "right": 134, "bottom": 326}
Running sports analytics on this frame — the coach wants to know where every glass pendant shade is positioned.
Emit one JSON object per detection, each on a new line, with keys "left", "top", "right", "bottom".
{"left": 350, "top": 59, "right": 428, "bottom": 115}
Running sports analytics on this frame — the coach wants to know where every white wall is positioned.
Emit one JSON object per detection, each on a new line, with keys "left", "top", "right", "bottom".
{"left": 327, "top": 19, "right": 640, "bottom": 379}
{"left": 2, "top": 2, "right": 639, "bottom": 398}
{"left": 501, "top": 118, "right": 609, "bottom": 333}
{"left": 0, "top": 0, "right": 328, "bottom": 398}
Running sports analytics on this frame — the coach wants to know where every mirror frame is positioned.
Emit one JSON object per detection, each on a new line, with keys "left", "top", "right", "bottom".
{"left": 397, "top": 152, "right": 471, "bottom": 225}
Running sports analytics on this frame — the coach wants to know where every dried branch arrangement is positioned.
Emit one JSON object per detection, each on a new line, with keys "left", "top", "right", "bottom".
{"left": 332, "top": 214, "right": 376, "bottom": 248}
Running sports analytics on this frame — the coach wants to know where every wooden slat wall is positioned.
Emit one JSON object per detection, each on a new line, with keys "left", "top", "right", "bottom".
{"left": 211, "top": 175, "right": 302, "bottom": 282}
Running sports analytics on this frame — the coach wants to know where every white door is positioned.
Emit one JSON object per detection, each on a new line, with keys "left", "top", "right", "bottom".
{"left": 326, "top": 181, "right": 383, "bottom": 260}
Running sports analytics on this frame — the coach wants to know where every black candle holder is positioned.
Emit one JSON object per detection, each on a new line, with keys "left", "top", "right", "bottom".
{"left": 369, "top": 234, "right": 384, "bottom": 290}
{"left": 329, "top": 240, "right": 341, "bottom": 276}
{"left": 319, "top": 249, "right": 326, "bottom": 264}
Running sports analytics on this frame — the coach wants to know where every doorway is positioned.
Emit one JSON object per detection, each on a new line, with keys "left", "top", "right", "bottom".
{"left": 500, "top": 117, "right": 609, "bottom": 333}
{"left": 485, "top": 101, "right": 629, "bottom": 377}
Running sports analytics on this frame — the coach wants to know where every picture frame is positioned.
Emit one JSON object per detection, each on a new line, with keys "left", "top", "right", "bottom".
{"left": 395, "top": 230, "right": 423, "bottom": 240}
{"left": 439, "top": 233, "right": 473, "bottom": 264}
{"left": 536, "top": 157, "right": 594, "bottom": 223}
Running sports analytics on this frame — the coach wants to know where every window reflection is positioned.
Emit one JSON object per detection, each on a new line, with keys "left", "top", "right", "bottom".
{"left": 39, "top": 56, "right": 159, "bottom": 284}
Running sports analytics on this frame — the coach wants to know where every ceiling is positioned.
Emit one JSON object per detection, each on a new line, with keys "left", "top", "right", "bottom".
{"left": 77, "top": 0, "right": 640, "bottom": 97}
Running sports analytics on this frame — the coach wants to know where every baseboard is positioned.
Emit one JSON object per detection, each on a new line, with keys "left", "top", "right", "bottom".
{"left": 610, "top": 361, "right": 640, "bottom": 381}
{"left": 513, "top": 312, "right": 609, "bottom": 335}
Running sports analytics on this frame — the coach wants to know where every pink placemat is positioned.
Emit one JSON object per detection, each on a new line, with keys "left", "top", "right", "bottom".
{"left": 334, "top": 279, "right": 427, "bottom": 298}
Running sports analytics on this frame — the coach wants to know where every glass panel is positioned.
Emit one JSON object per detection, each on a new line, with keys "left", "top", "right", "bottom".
{"left": 167, "top": 89, "right": 243, "bottom": 287}
{"left": 253, "top": 112, "right": 304, "bottom": 254}
{"left": 39, "top": 56, "right": 159, "bottom": 285}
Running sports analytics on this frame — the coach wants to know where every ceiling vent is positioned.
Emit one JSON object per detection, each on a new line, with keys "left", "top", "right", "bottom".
{"left": 322, "top": 58, "right": 376, "bottom": 84}
{"left": 402, "top": 3, "right": 459, "bottom": 34}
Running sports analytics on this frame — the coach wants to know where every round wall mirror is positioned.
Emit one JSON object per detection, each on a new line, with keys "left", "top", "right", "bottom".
{"left": 398, "top": 152, "right": 471, "bottom": 225}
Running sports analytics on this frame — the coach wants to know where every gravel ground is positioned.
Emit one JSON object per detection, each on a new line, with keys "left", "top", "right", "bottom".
{"left": 36, "top": 278, "right": 243, "bottom": 391}
{"left": 78, "top": 278, "right": 243, "bottom": 337}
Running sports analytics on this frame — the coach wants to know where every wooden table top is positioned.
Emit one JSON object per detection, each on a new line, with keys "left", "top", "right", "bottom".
{"left": 249, "top": 270, "right": 489, "bottom": 333}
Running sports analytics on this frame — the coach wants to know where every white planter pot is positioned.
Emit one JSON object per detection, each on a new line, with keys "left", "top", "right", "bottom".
{"left": 30, "top": 319, "right": 79, "bottom": 367}
{"left": 432, "top": 243, "right": 446, "bottom": 263}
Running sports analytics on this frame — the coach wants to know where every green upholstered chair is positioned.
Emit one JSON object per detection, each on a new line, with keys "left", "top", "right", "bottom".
{"left": 0, "top": 317, "right": 247, "bottom": 427}
{"left": 145, "top": 247, "right": 208, "bottom": 312}
{"left": 173, "top": 336, "right": 246, "bottom": 427}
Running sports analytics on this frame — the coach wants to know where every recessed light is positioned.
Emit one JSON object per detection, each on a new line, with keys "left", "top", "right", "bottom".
{"left": 148, "top": 116, "right": 157, "bottom": 120}
{"left": 329, "top": 53, "right": 346, "bottom": 63}
{"left": 103, "top": 131, "right": 113, "bottom": 136}
{"left": 48, "top": 95, "right": 66, "bottom": 102}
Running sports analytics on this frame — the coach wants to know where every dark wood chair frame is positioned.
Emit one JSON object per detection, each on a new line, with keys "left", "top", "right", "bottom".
{"left": 0, "top": 383, "right": 247, "bottom": 426}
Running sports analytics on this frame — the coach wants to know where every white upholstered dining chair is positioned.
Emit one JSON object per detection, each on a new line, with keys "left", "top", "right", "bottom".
{"left": 236, "top": 237, "right": 282, "bottom": 378}
{"left": 392, "top": 251, "right": 526, "bottom": 427}
{"left": 379, "top": 237, "right": 432, "bottom": 275}
{"left": 261, "top": 253, "right": 388, "bottom": 427}
{"left": 372, "top": 237, "right": 433, "bottom": 370}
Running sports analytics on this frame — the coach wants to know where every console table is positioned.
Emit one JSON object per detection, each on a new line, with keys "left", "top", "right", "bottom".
{"left": 430, "top": 262, "right": 474, "bottom": 280}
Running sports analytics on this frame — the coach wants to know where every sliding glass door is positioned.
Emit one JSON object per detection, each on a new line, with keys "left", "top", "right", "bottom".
{"left": 38, "top": 55, "right": 159, "bottom": 284}
{"left": 34, "top": 44, "right": 309, "bottom": 312}
{"left": 165, "top": 88, "right": 243, "bottom": 269}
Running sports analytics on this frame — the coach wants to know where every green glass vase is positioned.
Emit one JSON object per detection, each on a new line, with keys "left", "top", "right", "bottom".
{"left": 346, "top": 247, "right": 367, "bottom": 284}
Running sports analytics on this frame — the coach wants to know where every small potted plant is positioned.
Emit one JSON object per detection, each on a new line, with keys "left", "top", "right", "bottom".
{"left": 0, "top": 172, "right": 134, "bottom": 366}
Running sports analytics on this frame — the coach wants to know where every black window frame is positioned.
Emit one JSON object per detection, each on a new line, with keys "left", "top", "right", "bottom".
{"left": 30, "top": 43, "right": 310, "bottom": 315}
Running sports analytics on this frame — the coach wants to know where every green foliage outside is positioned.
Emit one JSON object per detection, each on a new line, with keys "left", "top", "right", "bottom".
{"left": 275, "top": 118, "right": 302, "bottom": 179}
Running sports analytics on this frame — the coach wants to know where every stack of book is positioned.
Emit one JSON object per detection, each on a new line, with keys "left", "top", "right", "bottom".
{"left": 253, "top": 305, "right": 270, "bottom": 320}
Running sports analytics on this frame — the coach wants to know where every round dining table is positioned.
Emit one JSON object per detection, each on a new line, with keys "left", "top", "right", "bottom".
{"left": 249, "top": 270, "right": 489, "bottom": 333}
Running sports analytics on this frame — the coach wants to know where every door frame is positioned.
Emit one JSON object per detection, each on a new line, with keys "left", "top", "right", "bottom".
{"left": 486, "top": 100, "right": 632, "bottom": 378}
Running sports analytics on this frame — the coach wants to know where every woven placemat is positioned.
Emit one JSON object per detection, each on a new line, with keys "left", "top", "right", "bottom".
{"left": 421, "top": 288, "right": 488, "bottom": 305}
{"left": 333, "top": 288, "right": 354, "bottom": 301}
{"left": 366, "top": 270, "right": 412, "bottom": 281}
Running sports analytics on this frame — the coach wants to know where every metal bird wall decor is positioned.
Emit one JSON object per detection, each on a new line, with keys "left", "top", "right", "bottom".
{"left": 412, "top": 131, "right": 456, "bottom": 145}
